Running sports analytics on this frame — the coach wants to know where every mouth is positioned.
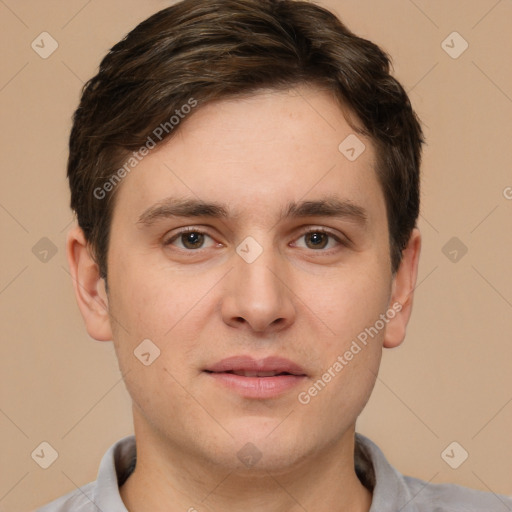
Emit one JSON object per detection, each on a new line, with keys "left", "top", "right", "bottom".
{"left": 203, "top": 355, "right": 307, "bottom": 399}
{"left": 212, "top": 370, "right": 299, "bottom": 377}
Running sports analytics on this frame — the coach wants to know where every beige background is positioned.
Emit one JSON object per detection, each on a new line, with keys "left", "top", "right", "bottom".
{"left": 0, "top": 0, "right": 511, "bottom": 510}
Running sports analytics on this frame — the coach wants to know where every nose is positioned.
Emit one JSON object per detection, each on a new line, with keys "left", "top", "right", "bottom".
{"left": 220, "top": 238, "right": 296, "bottom": 334}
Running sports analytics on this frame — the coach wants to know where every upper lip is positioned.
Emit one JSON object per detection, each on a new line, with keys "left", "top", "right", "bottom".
{"left": 204, "top": 355, "right": 307, "bottom": 376}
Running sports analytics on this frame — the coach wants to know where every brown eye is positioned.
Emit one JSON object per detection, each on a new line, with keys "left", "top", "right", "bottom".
{"left": 294, "top": 229, "right": 343, "bottom": 251}
{"left": 164, "top": 229, "right": 216, "bottom": 250}
{"left": 304, "top": 232, "right": 329, "bottom": 249}
{"left": 180, "top": 232, "right": 205, "bottom": 249}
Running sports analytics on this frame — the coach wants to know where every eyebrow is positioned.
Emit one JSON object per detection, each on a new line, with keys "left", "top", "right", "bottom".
{"left": 137, "top": 196, "right": 368, "bottom": 227}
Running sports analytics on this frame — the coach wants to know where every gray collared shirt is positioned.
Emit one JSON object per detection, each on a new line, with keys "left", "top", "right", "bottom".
{"left": 36, "top": 433, "right": 512, "bottom": 511}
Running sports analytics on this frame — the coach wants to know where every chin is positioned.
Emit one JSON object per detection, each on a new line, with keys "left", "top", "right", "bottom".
{"left": 212, "top": 416, "right": 314, "bottom": 474}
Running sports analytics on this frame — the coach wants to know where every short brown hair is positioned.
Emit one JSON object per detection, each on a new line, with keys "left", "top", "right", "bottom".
{"left": 68, "top": 0, "right": 423, "bottom": 279}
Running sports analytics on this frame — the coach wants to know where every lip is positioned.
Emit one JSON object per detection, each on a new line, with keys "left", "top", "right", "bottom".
{"left": 204, "top": 355, "right": 307, "bottom": 399}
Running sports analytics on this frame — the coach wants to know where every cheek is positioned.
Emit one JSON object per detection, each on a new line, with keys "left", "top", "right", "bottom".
{"left": 306, "top": 252, "right": 391, "bottom": 401}
{"left": 107, "top": 270, "right": 197, "bottom": 416}
{"left": 107, "top": 261, "right": 216, "bottom": 385}
{"left": 314, "top": 261, "right": 392, "bottom": 345}
{"left": 300, "top": 254, "right": 390, "bottom": 398}
{"left": 108, "top": 256, "right": 184, "bottom": 338}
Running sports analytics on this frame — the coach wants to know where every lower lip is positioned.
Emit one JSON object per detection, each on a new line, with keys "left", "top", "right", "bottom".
{"left": 205, "top": 372, "right": 306, "bottom": 399}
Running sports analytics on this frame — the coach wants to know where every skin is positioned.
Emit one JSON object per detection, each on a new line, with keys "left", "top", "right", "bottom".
{"left": 67, "top": 85, "right": 421, "bottom": 512}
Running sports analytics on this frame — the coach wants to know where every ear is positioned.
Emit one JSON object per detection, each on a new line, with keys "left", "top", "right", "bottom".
{"left": 66, "top": 225, "right": 113, "bottom": 342}
{"left": 383, "top": 228, "right": 421, "bottom": 349}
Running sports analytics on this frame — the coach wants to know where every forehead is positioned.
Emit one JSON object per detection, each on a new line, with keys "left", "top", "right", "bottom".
{"left": 111, "top": 85, "right": 385, "bottom": 227}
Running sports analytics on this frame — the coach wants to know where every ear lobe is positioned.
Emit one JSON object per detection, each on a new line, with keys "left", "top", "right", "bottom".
{"left": 383, "top": 228, "right": 421, "bottom": 349}
{"left": 66, "top": 225, "right": 113, "bottom": 342}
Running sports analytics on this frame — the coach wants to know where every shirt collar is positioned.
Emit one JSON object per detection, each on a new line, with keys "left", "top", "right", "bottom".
{"left": 93, "top": 434, "right": 135, "bottom": 511}
{"left": 356, "top": 433, "right": 421, "bottom": 512}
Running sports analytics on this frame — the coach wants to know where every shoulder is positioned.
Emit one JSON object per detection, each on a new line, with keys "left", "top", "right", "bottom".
{"left": 34, "top": 435, "right": 135, "bottom": 512}
{"left": 404, "top": 474, "right": 512, "bottom": 512}
{"left": 34, "top": 481, "right": 97, "bottom": 512}
{"left": 355, "top": 433, "right": 512, "bottom": 512}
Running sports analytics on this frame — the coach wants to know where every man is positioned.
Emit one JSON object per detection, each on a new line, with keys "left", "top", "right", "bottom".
{"left": 37, "top": 0, "right": 511, "bottom": 510}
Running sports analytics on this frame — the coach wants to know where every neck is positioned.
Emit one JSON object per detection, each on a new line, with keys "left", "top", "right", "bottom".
{"left": 120, "top": 411, "right": 372, "bottom": 512}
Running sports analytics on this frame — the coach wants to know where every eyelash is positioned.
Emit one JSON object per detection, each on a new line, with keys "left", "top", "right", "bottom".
{"left": 163, "top": 226, "right": 348, "bottom": 253}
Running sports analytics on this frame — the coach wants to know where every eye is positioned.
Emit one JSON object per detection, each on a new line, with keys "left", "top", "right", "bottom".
{"left": 164, "top": 228, "right": 218, "bottom": 250}
{"left": 163, "top": 227, "right": 347, "bottom": 253}
{"left": 293, "top": 228, "right": 345, "bottom": 251}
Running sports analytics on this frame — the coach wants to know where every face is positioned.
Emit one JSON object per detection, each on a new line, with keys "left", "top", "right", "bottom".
{"left": 76, "top": 85, "right": 417, "bottom": 473}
